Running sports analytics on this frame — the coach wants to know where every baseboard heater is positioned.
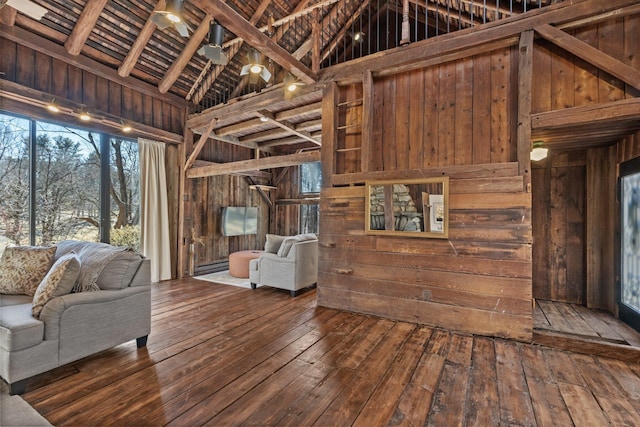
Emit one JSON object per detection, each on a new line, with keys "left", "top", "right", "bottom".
{"left": 195, "top": 260, "right": 229, "bottom": 276}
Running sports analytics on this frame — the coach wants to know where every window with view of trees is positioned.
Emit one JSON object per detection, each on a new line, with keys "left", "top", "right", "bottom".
{"left": 0, "top": 112, "right": 140, "bottom": 253}
{"left": 299, "top": 162, "right": 321, "bottom": 234}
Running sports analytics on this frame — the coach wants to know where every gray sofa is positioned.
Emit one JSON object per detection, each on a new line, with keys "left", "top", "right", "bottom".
{"left": 249, "top": 233, "right": 318, "bottom": 296}
{"left": 0, "top": 240, "right": 151, "bottom": 394}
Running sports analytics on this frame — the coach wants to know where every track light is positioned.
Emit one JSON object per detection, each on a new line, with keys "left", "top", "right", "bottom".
{"left": 198, "top": 21, "right": 227, "bottom": 65}
{"left": 240, "top": 48, "right": 271, "bottom": 83}
{"left": 78, "top": 109, "right": 91, "bottom": 121}
{"left": 46, "top": 100, "right": 60, "bottom": 113}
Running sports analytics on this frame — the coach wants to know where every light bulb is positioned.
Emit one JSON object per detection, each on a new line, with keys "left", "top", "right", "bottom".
{"left": 79, "top": 112, "right": 91, "bottom": 121}
{"left": 250, "top": 64, "right": 262, "bottom": 74}
{"left": 47, "top": 104, "right": 60, "bottom": 113}
{"left": 166, "top": 13, "right": 181, "bottom": 23}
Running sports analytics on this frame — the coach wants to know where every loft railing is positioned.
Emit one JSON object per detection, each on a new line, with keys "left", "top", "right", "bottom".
{"left": 191, "top": 0, "right": 551, "bottom": 112}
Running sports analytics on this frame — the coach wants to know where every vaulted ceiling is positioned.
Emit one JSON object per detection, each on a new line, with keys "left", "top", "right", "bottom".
{"left": 0, "top": 0, "right": 550, "bottom": 111}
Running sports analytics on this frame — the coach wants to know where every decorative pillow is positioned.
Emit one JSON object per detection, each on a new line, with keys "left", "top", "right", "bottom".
{"left": 0, "top": 246, "right": 57, "bottom": 296}
{"left": 31, "top": 253, "right": 81, "bottom": 318}
{"left": 264, "top": 234, "right": 286, "bottom": 254}
{"left": 277, "top": 236, "right": 301, "bottom": 257}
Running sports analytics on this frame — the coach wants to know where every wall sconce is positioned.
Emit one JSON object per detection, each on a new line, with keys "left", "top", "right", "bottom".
{"left": 530, "top": 141, "right": 548, "bottom": 161}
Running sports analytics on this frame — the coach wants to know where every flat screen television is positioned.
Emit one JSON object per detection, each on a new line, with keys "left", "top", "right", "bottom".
{"left": 221, "top": 207, "right": 258, "bottom": 236}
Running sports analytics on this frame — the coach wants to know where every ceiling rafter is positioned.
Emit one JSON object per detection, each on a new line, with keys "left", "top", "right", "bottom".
{"left": 118, "top": 0, "right": 166, "bottom": 78}
{"left": 227, "top": 0, "right": 316, "bottom": 101}
{"left": 159, "top": 14, "right": 213, "bottom": 93}
{"left": 0, "top": 5, "right": 17, "bottom": 26}
{"left": 191, "top": 0, "right": 316, "bottom": 85}
{"left": 188, "top": 0, "right": 273, "bottom": 104}
{"left": 64, "top": 0, "right": 110, "bottom": 56}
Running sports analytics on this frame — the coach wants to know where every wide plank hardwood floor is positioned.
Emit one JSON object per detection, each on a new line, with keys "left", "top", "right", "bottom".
{"left": 19, "top": 278, "right": 640, "bottom": 426}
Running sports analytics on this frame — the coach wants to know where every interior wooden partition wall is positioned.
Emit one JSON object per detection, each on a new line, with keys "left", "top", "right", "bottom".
{"left": 318, "top": 48, "right": 533, "bottom": 341}
{"left": 316, "top": 0, "right": 640, "bottom": 340}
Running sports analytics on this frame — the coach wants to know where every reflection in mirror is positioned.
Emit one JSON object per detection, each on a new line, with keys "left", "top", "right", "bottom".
{"left": 366, "top": 177, "right": 449, "bottom": 238}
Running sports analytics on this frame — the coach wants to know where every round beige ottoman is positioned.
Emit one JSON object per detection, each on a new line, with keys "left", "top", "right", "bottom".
{"left": 229, "top": 250, "right": 263, "bottom": 278}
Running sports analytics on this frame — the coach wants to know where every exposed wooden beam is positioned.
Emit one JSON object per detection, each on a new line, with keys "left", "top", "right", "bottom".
{"left": 535, "top": 23, "right": 640, "bottom": 92}
{"left": 190, "top": 0, "right": 316, "bottom": 85}
{"left": 189, "top": 0, "right": 272, "bottom": 103}
{"left": 0, "top": 5, "right": 17, "bottom": 26}
{"left": 0, "top": 79, "right": 183, "bottom": 144}
{"left": 187, "top": 82, "right": 323, "bottom": 130}
{"left": 256, "top": 111, "right": 321, "bottom": 146}
{"left": 210, "top": 131, "right": 258, "bottom": 149}
{"left": 64, "top": 0, "right": 109, "bottom": 56}
{"left": 185, "top": 119, "right": 217, "bottom": 170}
{"left": 532, "top": 98, "right": 640, "bottom": 130}
{"left": 517, "top": 30, "right": 533, "bottom": 191}
{"left": 159, "top": 15, "right": 212, "bottom": 94}
{"left": 187, "top": 150, "right": 321, "bottom": 178}
{"left": 118, "top": 0, "right": 165, "bottom": 78}
{"left": 0, "top": 24, "right": 187, "bottom": 106}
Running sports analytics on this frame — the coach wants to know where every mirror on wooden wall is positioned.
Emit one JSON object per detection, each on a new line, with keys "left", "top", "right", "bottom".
{"left": 365, "top": 177, "right": 449, "bottom": 238}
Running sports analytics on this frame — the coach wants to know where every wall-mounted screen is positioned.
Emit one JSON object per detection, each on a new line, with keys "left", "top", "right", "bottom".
{"left": 221, "top": 207, "right": 258, "bottom": 236}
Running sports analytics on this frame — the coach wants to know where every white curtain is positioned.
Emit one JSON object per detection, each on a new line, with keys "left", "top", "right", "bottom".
{"left": 139, "top": 138, "right": 171, "bottom": 283}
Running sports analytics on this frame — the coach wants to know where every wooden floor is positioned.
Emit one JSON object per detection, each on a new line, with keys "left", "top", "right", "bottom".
{"left": 20, "top": 279, "right": 640, "bottom": 426}
{"left": 534, "top": 299, "right": 640, "bottom": 363}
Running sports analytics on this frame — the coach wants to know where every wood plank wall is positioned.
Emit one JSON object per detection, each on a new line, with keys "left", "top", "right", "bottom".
{"left": 0, "top": 38, "right": 184, "bottom": 135}
{"left": 530, "top": 15, "right": 640, "bottom": 311}
{"left": 183, "top": 139, "right": 271, "bottom": 271}
{"left": 318, "top": 47, "right": 534, "bottom": 341}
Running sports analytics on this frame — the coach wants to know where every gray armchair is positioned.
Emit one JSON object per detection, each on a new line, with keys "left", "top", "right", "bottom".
{"left": 249, "top": 235, "right": 318, "bottom": 296}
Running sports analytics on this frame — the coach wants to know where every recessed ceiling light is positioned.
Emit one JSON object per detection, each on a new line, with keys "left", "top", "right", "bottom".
{"left": 122, "top": 124, "right": 133, "bottom": 132}
{"left": 259, "top": 116, "right": 269, "bottom": 122}
{"left": 79, "top": 111, "right": 91, "bottom": 121}
{"left": 47, "top": 103, "right": 60, "bottom": 113}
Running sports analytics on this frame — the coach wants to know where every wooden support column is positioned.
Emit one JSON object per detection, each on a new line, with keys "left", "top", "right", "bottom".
{"left": 322, "top": 81, "right": 338, "bottom": 188}
{"left": 312, "top": 9, "right": 321, "bottom": 74}
{"left": 517, "top": 30, "right": 533, "bottom": 192}
{"left": 185, "top": 119, "right": 217, "bottom": 170}
{"left": 177, "top": 124, "right": 193, "bottom": 278}
{"left": 361, "top": 70, "right": 374, "bottom": 173}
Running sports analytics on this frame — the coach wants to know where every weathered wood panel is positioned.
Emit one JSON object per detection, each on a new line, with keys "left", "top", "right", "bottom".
{"left": 532, "top": 158, "right": 586, "bottom": 304}
{"left": 1, "top": 37, "right": 184, "bottom": 135}
{"left": 318, "top": 174, "right": 532, "bottom": 340}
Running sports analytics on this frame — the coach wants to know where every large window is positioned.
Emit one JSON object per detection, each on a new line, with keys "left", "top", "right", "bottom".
{"left": 300, "top": 162, "right": 321, "bottom": 233}
{"left": 0, "top": 112, "right": 140, "bottom": 253}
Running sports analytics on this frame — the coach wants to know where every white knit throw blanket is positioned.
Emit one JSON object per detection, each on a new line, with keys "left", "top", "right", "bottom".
{"left": 55, "top": 241, "right": 130, "bottom": 292}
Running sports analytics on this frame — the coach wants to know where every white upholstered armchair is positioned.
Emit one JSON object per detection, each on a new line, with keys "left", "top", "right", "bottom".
{"left": 249, "top": 234, "right": 318, "bottom": 296}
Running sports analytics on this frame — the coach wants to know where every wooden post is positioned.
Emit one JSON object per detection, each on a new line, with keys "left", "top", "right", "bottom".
{"left": 312, "top": 9, "right": 321, "bottom": 74}
{"left": 517, "top": 30, "right": 534, "bottom": 192}
{"left": 322, "top": 81, "right": 338, "bottom": 188}
{"left": 361, "top": 70, "right": 374, "bottom": 173}
{"left": 400, "top": 0, "right": 410, "bottom": 45}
